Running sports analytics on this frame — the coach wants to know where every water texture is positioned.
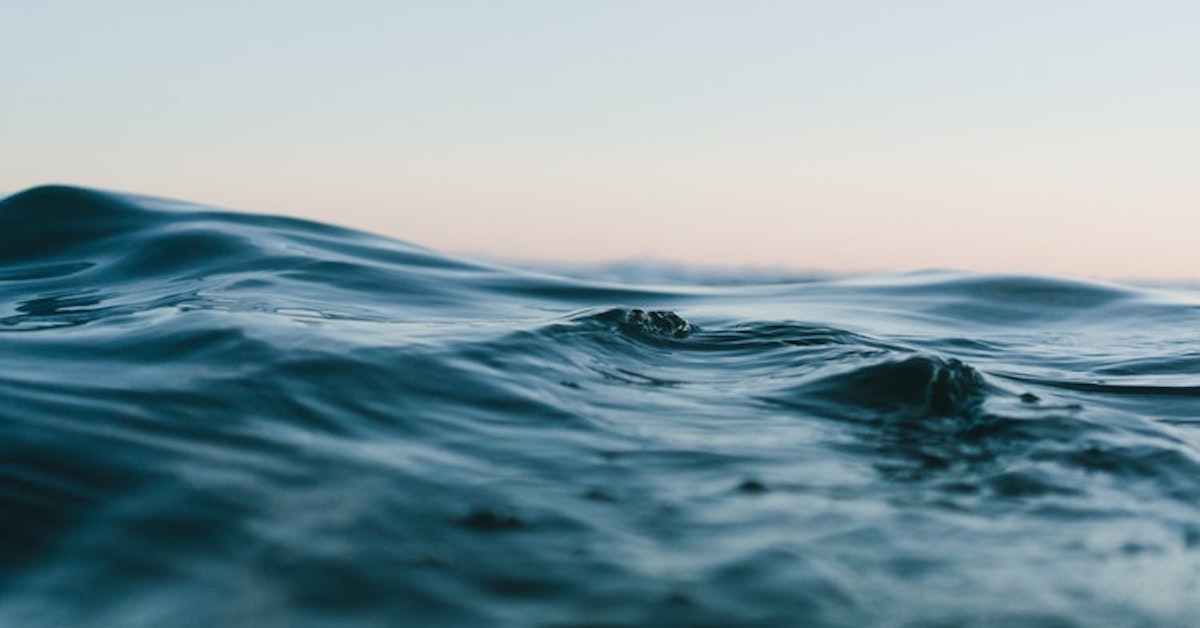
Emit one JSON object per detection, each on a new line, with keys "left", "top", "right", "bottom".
{"left": 2, "top": 186, "right": 1200, "bottom": 627}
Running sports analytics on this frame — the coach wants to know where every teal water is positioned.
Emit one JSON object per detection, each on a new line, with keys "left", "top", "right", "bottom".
{"left": 3, "top": 186, "right": 1200, "bottom": 627}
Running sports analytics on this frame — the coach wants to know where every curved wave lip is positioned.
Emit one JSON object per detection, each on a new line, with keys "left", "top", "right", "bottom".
{"left": 788, "top": 354, "right": 987, "bottom": 419}
{"left": 2, "top": 185, "right": 1200, "bottom": 627}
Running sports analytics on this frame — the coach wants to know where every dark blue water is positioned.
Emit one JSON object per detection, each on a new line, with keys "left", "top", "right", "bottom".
{"left": 3, "top": 185, "right": 1200, "bottom": 627}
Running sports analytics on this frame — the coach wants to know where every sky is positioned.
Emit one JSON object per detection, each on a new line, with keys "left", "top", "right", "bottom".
{"left": 3, "top": 1, "right": 1198, "bottom": 280}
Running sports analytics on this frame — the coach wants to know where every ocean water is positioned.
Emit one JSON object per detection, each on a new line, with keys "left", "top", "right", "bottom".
{"left": 2, "top": 185, "right": 1200, "bottom": 627}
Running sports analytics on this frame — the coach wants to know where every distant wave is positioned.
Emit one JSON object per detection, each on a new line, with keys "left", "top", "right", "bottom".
{"left": 3, "top": 186, "right": 1200, "bottom": 627}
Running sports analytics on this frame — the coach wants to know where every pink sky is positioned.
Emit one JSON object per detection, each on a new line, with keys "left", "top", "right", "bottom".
{"left": 3, "top": 2, "right": 1197, "bottom": 281}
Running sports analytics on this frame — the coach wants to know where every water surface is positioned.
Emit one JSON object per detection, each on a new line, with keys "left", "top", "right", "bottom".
{"left": 2, "top": 186, "right": 1200, "bottom": 627}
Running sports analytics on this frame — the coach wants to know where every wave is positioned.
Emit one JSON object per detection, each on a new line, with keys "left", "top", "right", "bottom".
{"left": 3, "top": 186, "right": 1200, "bottom": 626}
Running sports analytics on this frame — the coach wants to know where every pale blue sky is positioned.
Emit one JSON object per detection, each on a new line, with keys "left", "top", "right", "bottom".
{"left": 4, "top": 2, "right": 1198, "bottom": 279}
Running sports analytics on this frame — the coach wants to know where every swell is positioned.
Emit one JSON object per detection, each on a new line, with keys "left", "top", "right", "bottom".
{"left": 0, "top": 186, "right": 683, "bottom": 331}
{"left": 1, "top": 185, "right": 1184, "bottom": 329}
{"left": 3, "top": 186, "right": 1200, "bottom": 626}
